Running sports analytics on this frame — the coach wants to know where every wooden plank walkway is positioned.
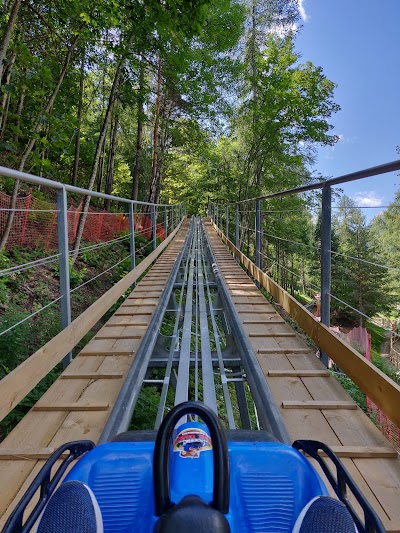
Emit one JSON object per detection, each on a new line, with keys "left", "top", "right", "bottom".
{"left": 205, "top": 221, "right": 400, "bottom": 532}
{"left": 0, "top": 222, "right": 188, "bottom": 527}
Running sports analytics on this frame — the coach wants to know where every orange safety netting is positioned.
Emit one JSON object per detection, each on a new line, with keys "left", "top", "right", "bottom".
{"left": 340, "top": 325, "right": 400, "bottom": 453}
{"left": 0, "top": 190, "right": 165, "bottom": 251}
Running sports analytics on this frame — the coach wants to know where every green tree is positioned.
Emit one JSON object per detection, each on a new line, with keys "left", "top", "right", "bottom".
{"left": 332, "top": 196, "right": 388, "bottom": 325}
{"left": 369, "top": 191, "right": 400, "bottom": 319}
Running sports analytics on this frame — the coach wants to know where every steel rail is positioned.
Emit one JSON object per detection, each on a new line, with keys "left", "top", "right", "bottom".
{"left": 201, "top": 229, "right": 236, "bottom": 428}
{"left": 0, "top": 165, "right": 180, "bottom": 207}
{"left": 174, "top": 221, "right": 197, "bottom": 407}
{"left": 196, "top": 220, "right": 218, "bottom": 414}
{"left": 154, "top": 223, "right": 194, "bottom": 429}
{"left": 202, "top": 220, "right": 291, "bottom": 443}
{"left": 98, "top": 225, "right": 191, "bottom": 443}
{"left": 223, "top": 159, "right": 400, "bottom": 205}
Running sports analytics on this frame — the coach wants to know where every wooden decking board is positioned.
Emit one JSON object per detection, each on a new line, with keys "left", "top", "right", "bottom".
{"left": 258, "top": 348, "right": 311, "bottom": 354}
{"left": 0, "top": 222, "right": 189, "bottom": 525}
{"left": 282, "top": 400, "right": 357, "bottom": 410}
{"left": 268, "top": 370, "right": 330, "bottom": 377}
{"left": 328, "top": 447, "right": 398, "bottom": 459}
{"left": 33, "top": 402, "right": 110, "bottom": 412}
{"left": 243, "top": 319, "right": 286, "bottom": 324}
{"left": 205, "top": 221, "right": 400, "bottom": 526}
{"left": 249, "top": 332, "right": 297, "bottom": 338}
{"left": 59, "top": 373, "right": 123, "bottom": 379}
{"left": 237, "top": 309, "right": 276, "bottom": 314}
{"left": 0, "top": 449, "right": 69, "bottom": 460}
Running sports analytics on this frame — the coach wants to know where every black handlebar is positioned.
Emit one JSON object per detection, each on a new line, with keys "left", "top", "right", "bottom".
{"left": 153, "top": 401, "right": 230, "bottom": 516}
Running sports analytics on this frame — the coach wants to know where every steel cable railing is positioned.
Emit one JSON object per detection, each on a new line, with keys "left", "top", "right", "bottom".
{"left": 0, "top": 253, "right": 61, "bottom": 276}
{"left": 208, "top": 158, "right": 400, "bottom": 370}
{"left": 0, "top": 163, "right": 185, "bottom": 373}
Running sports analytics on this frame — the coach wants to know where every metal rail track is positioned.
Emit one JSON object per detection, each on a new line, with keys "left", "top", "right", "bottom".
{"left": 100, "top": 217, "right": 289, "bottom": 442}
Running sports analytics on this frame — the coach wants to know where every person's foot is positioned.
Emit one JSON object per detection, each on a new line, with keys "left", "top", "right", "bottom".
{"left": 293, "top": 496, "right": 357, "bottom": 532}
{"left": 37, "top": 481, "right": 103, "bottom": 533}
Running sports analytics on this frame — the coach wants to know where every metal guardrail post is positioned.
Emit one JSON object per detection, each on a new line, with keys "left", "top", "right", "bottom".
{"left": 164, "top": 205, "right": 168, "bottom": 239}
{"left": 320, "top": 185, "right": 331, "bottom": 368}
{"left": 129, "top": 203, "right": 136, "bottom": 289}
{"left": 152, "top": 204, "right": 157, "bottom": 250}
{"left": 255, "top": 199, "right": 261, "bottom": 288}
{"left": 129, "top": 203, "right": 136, "bottom": 272}
{"left": 57, "top": 187, "right": 72, "bottom": 368}
{"left": 216, "top": 205, "right": 219, "bottom": 228}
{"left": 226, "top": 205, "right": 229, "bottom": 239}
{"left": 235, "top": 203, "right": 239, "bottom": 249}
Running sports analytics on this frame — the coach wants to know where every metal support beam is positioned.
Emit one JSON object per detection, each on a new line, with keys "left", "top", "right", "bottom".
{"left": 320, "top": 185, "right": 331, "bottom": 368}
{"left": 57, "top": 188, "right": 72, "bottom": 368}
{"left": 255, "top": 199, "right": 261, "bottom": 288}
{"left": 234, "top": 378, "right": 252, "bottom": 430}
{"left": 152, "top": 205, "right": 157, "bottom": 250}
{"left": 226, "top": 206, "right": 229, "bottom": 240}
{"left": 129, "top": 203, "right": 136, "bottom": 272}
{"left": 164, "top": 206, "right": 168, "bottom": 239}
{"left": 129, "top": 203, "right": 136, "bottom": 289}
{"left": 235, "top": 204, "right": 239, "bottom": 249}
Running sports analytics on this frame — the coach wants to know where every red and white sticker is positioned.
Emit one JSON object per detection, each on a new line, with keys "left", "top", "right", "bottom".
{"left": 173, "top": 427, "right": 212, "bottom": 459}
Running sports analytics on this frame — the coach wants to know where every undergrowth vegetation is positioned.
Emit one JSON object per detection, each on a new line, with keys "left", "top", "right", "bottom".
{"left": 0, "top": 232, "right": 153, "bottom": 439}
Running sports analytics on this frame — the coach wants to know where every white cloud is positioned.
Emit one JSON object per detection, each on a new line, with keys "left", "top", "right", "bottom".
{"left": 353, "top": 191, "right": 384, "bottom": 208}
{"left": 298, "top": 0, "right": 308, "bottom": 21}
{"left": 269, "top": 22, "right": 297, "bottom": 37}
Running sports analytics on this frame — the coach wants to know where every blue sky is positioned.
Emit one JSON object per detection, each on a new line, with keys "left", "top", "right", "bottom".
{"left": 295, "top": 0, "right": 400, "bottom": 221}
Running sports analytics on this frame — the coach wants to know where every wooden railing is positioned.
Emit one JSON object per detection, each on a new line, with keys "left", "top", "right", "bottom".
{"left": 0, "top": 221, "right": 183, "bottom": 423}
{"left": 213, "top": 222, "right": 400, "bottom": 429}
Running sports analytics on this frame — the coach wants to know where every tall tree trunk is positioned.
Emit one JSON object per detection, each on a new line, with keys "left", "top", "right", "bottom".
{"left": 0, "top": 33, "right": 80, "bottom": 251}
{"left": 97, "top": 134, "right": 107, "bottom": 193}
{"left": 72, "top": 55, "right": 125, "bottom": 261}
{"left": 71, "top": 50, "right": 85, "bottom": 186}
{"left": 131, "top": 60, "right": 145, "bottom": 207}
{"left": 154, "top": 117, "right": 167, "bottom": 205}
{"left": 13, "top": 73, "right": 25, "bottom": 143}
{"left": 0, "top": 0, "right": 21, "bottom": 85}
{"left": 104, "top": 114, "right": 118, "bottom": 211}
{"left": 0, "top": 50, "right": 16, "bottom": 136}
{"left": 147, "top": 56, "right": 162, "bottom": 206}
{"left": 249, "top": 0, "right": 262, "bottom": 188}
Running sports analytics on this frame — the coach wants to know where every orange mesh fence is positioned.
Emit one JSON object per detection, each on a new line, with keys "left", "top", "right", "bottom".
{"left": 0, "top": 190, "right": 164, "bottom": 251}
{"left": 337, "top": 324, "right": 400, "bottom": 453}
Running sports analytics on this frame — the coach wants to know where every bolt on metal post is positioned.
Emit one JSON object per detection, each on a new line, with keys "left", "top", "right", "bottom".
{"left": 320, "top": 185, "right": 331, "bottom": 368}
{"left": 57, "top": 187, "right": 72, "bottom": 368}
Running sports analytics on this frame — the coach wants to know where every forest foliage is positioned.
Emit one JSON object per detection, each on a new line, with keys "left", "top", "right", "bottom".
{"left": 0, "top": 0, "right": 399, "bottom": 323}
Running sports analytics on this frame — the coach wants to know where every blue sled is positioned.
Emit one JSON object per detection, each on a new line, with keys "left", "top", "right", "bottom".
{"left": 3, "top": 402, "right": 384, "bottom": 533}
